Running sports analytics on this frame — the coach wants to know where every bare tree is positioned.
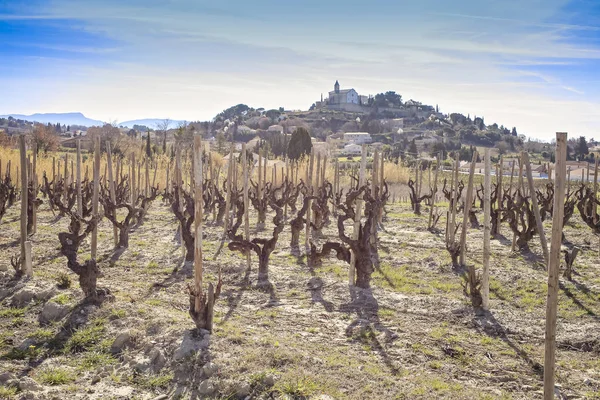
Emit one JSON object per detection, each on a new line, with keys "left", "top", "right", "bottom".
{"left": 155, "top": 119, "right": 171, "bottom": 154}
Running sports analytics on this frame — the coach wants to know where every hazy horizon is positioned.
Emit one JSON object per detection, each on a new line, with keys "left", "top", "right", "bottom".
{"left": 1, "top": 0, "right": 599, "bottom": 141}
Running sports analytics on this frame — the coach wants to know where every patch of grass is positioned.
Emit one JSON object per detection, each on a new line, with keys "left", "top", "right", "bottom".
{"left": 274, "top": 376, "right": 320, "bottom": 397}
{"left": 9, "top": 318, "right": 25, "bottom": 327}
{"left": 79, "top": 352, "right": 117, "bottom": 370}
{"left": 0, "top": 307, "right": 26, "bottom": 318}
{"left": 1, "top": 345, "right": 41, "bottom": 361}
{"left": 56, "top": 272, "right": 72, "bottom": 289}
{"left": 108, "top": 308, "right": 126, "bottom": 320}
{"left": 27, "top": 328, "right": 55, "bottom": 342}
{"left": 0, "top": 386, "right": 18, "bottom": 398}
{"left": 145, "top": 299, "right": 163, "bottom": 307}
{"left": 52, "top": 293, "right": 72, "bottom": 305}
{"left": 134, "top": 372, "right": 173, "bottom": 389}
{"left": 37, "top": 367, "right": 75, "bottom": 385}
{"left": 65, "top": 319, "right": 107, "bottom": 353}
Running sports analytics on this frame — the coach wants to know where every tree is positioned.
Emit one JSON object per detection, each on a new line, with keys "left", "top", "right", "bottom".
{"left": 408, "top": 139, "right": 418, "bottom": 156}
{"left": 216, "top": 131, "right": 226, "bottom": 154}
{"left": 155, "top": 119, "right": 171, "bottom": 154}
{"left": 511, "top": 127, "right": 518, "bottom": 136}
{"left": 287, "top": 128, "right": 312, "bottom": 161}
{"left": 145, "top": 132, "right": 152, "bottom": 158}
{"left": 575, "top": 136, "right": 589, "bottom": 161}
{"left": 32, "top": 125, "right": 59, "bottom": 154}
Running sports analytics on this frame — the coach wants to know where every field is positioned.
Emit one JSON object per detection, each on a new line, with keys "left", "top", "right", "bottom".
{"left": 1, "top": 150, "right": 600, "bottom": 400}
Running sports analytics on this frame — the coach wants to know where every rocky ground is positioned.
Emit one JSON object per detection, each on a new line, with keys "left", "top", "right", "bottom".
{"left": 0, "top": 193, "right": 599, "bottom": 400}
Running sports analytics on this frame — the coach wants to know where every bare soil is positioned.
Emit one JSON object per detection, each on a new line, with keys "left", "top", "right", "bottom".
{"left": 0, "top": 195, "right": 599, "bottom": 399}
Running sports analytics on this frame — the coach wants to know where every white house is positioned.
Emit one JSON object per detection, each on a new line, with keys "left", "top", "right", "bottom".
{"left": 343, "top": 132, "right": 372, "bottom": 144}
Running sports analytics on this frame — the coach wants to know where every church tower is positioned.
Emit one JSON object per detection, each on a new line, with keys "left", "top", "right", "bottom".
{"left": 334, "top": 80, "right": 340, "bottom": 94}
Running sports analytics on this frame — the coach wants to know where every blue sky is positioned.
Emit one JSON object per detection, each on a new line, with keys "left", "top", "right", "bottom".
{"left": 1, "top": 0, "right": 599, "bottom": 140}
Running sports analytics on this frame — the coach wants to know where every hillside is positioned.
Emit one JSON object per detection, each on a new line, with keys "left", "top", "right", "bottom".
{"left": 0, "top": 113, "right": 104, "bottom": 127}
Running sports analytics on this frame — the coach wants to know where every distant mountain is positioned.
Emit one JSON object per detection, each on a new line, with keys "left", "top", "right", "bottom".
{"left": 118, "top": 119, "right": 186, "bottom": 129}
{"left": 0, "top": 112, "right": 105, "bottom": 127}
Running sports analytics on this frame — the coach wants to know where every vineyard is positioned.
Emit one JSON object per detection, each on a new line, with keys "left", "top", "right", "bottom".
{"left": 0, "top": 134, "right": 599, "bottom": 400}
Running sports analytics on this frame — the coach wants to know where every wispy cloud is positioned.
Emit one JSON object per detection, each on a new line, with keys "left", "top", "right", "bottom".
{"left": 0, "top": 0, "right": 599, "bottom": 140}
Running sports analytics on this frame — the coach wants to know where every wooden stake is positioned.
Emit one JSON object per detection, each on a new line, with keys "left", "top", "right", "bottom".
{"left": 305, "top": 149, "right": 315, "bottom": 248}
{"left": 193, "top": 136, "right": 204, "bottom": 315}
{"left": 509, "top": 159, "right": 516, "bottom": 195}
{"left": 428, "top": 155, "right": 440, "bottom": 229}
{"left": 223, "top": 145, "right": 234, "bottom": 234}
{"left": 496, "top": 155, "right": 503, "bottom": 235}
{"left": 106, "top": 143, "right": 119, "bottom": 247}
{"left": 523, "top": 151, "right": 549, "bottom": 266}
{"left": 242, "top": 144, "right": 250, "bottom": 269}
{"left": 91, "top": 137, "right": 100, "bottom": 259}
{"left": 593, "top": 159, "right": 598, "bottom": 224}
{"left": 543, "top": 132, "right": 567, "bottom": 400}
{"left": 459, "top": 151, "right": 477, "bottom": 266}
{"left": 76, "top": 140, "right": 83, "bottom": 217}
{"left": 32, "top": 143, "right": 37, "bottom": 234}
{"left": 482, "top": 149, "right": 491, "bottom": 310}
{"left": 131, "top": 153, "right": 136, "bottom": 205}
{"left": 449, "top": 155, "right": 460, "bottom": 243}
{"left": 19, "top": 135, "right": 32, "bottom": 276}
{"left": 349, "top": 145, "right": 367, "bottom": 285}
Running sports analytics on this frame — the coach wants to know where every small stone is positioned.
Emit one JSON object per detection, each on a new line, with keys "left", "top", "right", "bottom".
{"left": 263, "top": 374, "right": 276, "bottom": 386}
{"left": 202, "top": 362, "right": 219, "bottom": 378}
{"left": 173, "top": 330, "right": 209, "bottom": 361}
{"left": 198, "top": 380, "right": 215, "bottom": 396}
{"left": 235, "top": 382, "right": 251, "bottom": 397}
{"left": 151, "top": 395, "right": 168, "bottom": 400}
{"left": 110, "top": 331, "right": 132, "bottom": 354}
{"left": 0, "top": 371, "right": 16, "bottom": 384}
{"left": 18, "top": 377, "right": 42, "bottom": 392}
{"left": 149, "top": 348, "right": 167, "bottom": 372}
{"left": 39, "top": 301, "right": 70, "bottom": 324}
{"left": 91, "top": 375, "right": 101, "bottom": 384}
{"left": 11, "top": 288, "right": 36, "bottom": 307}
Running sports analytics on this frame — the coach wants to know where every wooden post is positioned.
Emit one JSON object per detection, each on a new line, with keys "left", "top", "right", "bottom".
{"left": 19, "top": 136, "right": 32, "bottom": 276}
{"left": 305, "top": 149, "right": 315, "bottom": 248}
{"left": 459, "top": 151, "right": 477, "bottom": 266}
{"left": 175, "top": 147, "right": 185, "bottom": 257}
{"left": 509, "top": 160, "right": 516, "bottom": 195}
{"left": 482, "top": 149, "right": 491, "bottom": 310}
{"left": 543, "top": 132, "right": 567, "bottom": 400}
{"left": 593, "top": 159, "right": 598, "bottom": 224}
{"left": 192, "top": 136, "right": 204, "bottom": 317}
{"left": 428, "top": 155, "right": 440, "bottom": 229}
{"left": 223, "top": 145, "right": 234, "bottom": 234}
{"left": 496, "top": 155, "right": 503, "bottom": 235}
{"left": 372, "top": 151, "right": 379, "bottom": 197}
{"left": 63, "top": 154, "right": 69, "bottom": 206}
{"left": 258, "top": 149, "right": 262, "bottom": 208}
{"left": 137, "top": 160, "right": 142, "bottom": 199}
{"left": 32, "top": 143, "right": 37, "bottom": 234}
{"left": 76, "top": 140, "right": 83, "bottom": 217}
{"left": 523, "top": 152, "right": 549, "bottom": 265}
{"left": 145, "top": 156, "right": 150, "bottom": 197}
{"left": 449, "top": 155, "right": 460, "bottom": 243}
{"left": 106, "top": 143, "right": 119, "bottom": 247}
{"left": 241, "top": 144, "right": 251, "bottom": 269}
{"left": 91, "top": 137, "right": 100, "bottom": 259}
{"left": 284, "top": 157, "right": 289, "bottom": 219}
{"left": 349, "top": 145, "right": 367, "bottom": 285}
{"left": 131, "top": 153, "right": 136, "bottom": 205}
{"left": 315, "top": 153, "right": 321, "bottom": 189}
